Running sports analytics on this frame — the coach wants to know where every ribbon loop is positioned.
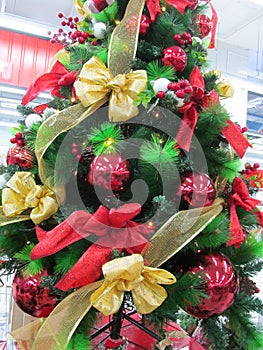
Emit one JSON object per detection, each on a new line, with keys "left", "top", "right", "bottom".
{"left": 90, "top": 254, "right": 176, "bottom": 316}
{"left": 2, "top": 172, "right": 58, "bottom": 225}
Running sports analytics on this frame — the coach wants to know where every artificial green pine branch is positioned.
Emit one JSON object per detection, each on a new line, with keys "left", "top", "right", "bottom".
{"left": 223, "top": 235, "right": 263, "bottom": 266}
{"left": 145, "top": 10, "right": 190, "bottom": 48}
{"left": 87, "top": 122, "right": 124, "bottom": 155}
{"left": 14, "top": 243, "right": 44, "bottom": 277}
{"left": 201, "top": 316, "right": 230, "bottom": 350}
{"left": 182, "top": 212, "right": 230, "bottom": 253}
{"left": 146, "top": 60, "right": 176, "bottom": 81}
{"left": 225, "top": 299, "right": 263, "bottom": 350}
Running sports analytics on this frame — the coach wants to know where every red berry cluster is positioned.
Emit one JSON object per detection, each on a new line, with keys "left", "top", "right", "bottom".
{"left": 168, "top": 78, "right": 193, "bottom": 99}
{"left": 48, "top": 13, "right": 92, "bottom": 46}
{"left": 173, "top": 32, "right": 192, "bottom": 47}
{"left": 236, "top": 124, "right": 248, "bottom": 133}
{"left": 10, "top": 132, "right": 25, "bottom": 147}
{"left": 241, "top": 162, "right": 260, "bottom": 175}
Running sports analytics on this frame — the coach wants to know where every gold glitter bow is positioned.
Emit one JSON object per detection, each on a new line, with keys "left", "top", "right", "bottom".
{"left": 90, "top": 254, "right": 176, "bottom": 316}
{"left": 74, "top": 56, "right": 147, "bottom": 122}
{"left": 1, "top": 172, "right": 58, "bottom": 225}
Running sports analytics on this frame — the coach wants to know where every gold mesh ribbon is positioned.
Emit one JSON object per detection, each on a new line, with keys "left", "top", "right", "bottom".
{"left": 90, "top": 254, "right": 176, "bottom": 316}
{"left": 143, "top": 198, "right": 224, "bottom": 267}
{"left": 11, "top": 281, "right": 102, "bottom": 350}
{"left": 108, "top": 0, "right": 146, "bottom": 76}
{"left": 1, "top": 172, "right": 58, "bottom": 225}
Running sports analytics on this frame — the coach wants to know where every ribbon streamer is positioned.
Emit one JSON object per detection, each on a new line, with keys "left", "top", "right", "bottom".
{"left": 227, "top": 177, "right": 262, "bottom": 247}
{"left": 1, "top": 172, "right": 58, "bottom": 225}
{"left": 90, "top": 254, "right": 176, "bottom": 315}
{"left": 143, "top": 198, "right": 224, "bottom": 267}
{"left": 176, "top": 66, "right": 219, "bottom": 152}
{"left": 222, "top": 119, "right": 252, "bottom": 158}
{"left": 108, "top": 0, "right": 146, "bottom": 76}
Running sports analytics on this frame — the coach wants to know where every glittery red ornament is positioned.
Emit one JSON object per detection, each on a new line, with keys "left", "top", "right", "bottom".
{"left": 178, "top": 173, "right": 216, "bottom": 208}
{"left": 88, "top": 154, "right": 131, "bottom": 192}
{"left": 6, "top": 145, "right": 34, "bottom": 169}
{"left": 195, "top": 14, "right": 212, "bottom": 38}
{"left": 182, "top": 252, "right": 239, "bottom": 318}
{"left": 139, "top": 14, "right": 151, "bottom": 34}
{"left": 12, "top": 270, "right": 60, "bottom": 318}
{"left": 162, "top": 46, "right": 187, "bottom": 72}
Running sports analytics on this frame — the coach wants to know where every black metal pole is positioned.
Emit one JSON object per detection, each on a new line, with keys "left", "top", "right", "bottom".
{"left": 110, "top": 305, "right": 123, "bottom": 340}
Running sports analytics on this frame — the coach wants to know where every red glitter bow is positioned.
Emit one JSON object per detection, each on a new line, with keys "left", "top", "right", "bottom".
{"left": 222, "top": 120, "right": 252, "bottom": 159}
{"left": 176, "top": 66, "right": 219, "bottom": 151}
{"left": 31, "top": 203, "right": 153, "bottom": 291}
{"left": 22, "top": 61, "right": 77, "bottom": 105}
{"left": 227, "top": 177, "right": 262, "bottom": 247}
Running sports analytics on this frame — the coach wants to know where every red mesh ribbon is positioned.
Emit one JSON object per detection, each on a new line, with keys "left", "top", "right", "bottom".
{"left": 222, "top": 119, "right": 252, "bottom": 158}
{"left": 31, "top": 203, "right": 153, "bottom": 291}
{"left": 227, "top": 177, "right": 262, "bottom": 247}
{"left": 22, "top": 61, "right": 77, "bottom": 105}
{"left": 176, "top": 66, "right": 219, "bottom": 151}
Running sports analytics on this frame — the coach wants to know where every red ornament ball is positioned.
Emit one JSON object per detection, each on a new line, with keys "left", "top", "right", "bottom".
{"left": 178, "top": 173, "right": 216, "bottom": 208}
{"left": 162, "top": 46, "right": 187, "bottom": 72}
{"left": 12, "top": 270, "right": 60, "bottom": 318}
{"left": 140, "top": 14, "right": 150, "bottom": 34}
{"left": 182, "top": 252, "right": 239, "bottom": 318}
{"left": 195, "top": 14, "right": 212, "bottom": 38}
{"left": 88, "top": 154, "right": 131, "bottom": 192}
{"left": 6, "top": 145, "right": 34, "bottom": 169}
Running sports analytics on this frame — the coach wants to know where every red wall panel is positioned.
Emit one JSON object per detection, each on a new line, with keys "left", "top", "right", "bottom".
{"left": 0, "top": 29, "right": 62, "bottom": 88}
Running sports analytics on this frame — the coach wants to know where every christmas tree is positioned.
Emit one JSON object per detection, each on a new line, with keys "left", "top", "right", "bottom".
{"left": 1, "top": 0, "right": 263, "bottom": 349}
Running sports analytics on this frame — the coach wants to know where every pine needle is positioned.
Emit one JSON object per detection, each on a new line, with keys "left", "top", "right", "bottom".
{"left": 147, "top": 60, "right": 176, "bottom": 82}
{"left": 87, "top": 122, "right": 124, "bottom": 155}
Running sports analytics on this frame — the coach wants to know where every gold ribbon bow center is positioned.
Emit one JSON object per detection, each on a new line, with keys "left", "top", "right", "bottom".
{"left": 2, "top": 172, "right": 58, "bottom": 225}
{"left": 90, "top": 254, "right": 176, "bottom": 316}
{"left": 74, "top": 56, "right": 147, "bottom": 122}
